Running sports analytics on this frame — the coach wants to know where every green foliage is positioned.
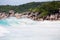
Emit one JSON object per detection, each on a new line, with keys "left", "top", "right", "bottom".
{"left": 32, "top": 7, "right": 40, "bottom": 12}
{"left": 31, "top": 1, "right": 60, "bottom": 17}
{"left": 40, "top": 11, "right": 48, "bottom": 17}
{"left": 0, "top": 2, "right": 41, "bottom": 13}
{"left": 39, "top": 1, "right": 60, "bottom": 14}
{"left": 0, "top": 1, "right": 60, "bottom": 17}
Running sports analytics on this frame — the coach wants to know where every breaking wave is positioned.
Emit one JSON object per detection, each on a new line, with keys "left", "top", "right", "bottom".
{"left": 0, "top": 17, "right": 60, "bottom": 40}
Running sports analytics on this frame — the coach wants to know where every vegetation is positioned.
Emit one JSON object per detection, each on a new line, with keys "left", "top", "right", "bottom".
{"left": 30, "top": 1, "right": 60, "bottom": 17}
{"left": 0, "top": 1, "right": 60, "bottom": 17}
{"left": 0, "top": 2, "right": 41, "bottom": 13}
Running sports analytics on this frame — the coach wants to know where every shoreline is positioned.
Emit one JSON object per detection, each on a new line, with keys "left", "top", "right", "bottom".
{"left": 0, "top": 17, "right": 60, "bottom": 22}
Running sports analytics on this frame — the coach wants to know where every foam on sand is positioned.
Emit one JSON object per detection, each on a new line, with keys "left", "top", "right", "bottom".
{"left": 0, "top": 17, "right": 60, "bottom": 40}
{"left": 0, "top": 26, "right": 10, "bottom": 37}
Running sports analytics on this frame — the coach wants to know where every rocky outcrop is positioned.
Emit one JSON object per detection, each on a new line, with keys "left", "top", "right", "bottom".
{"left": 0, "top": 9, "right": 60, "bottom": 21}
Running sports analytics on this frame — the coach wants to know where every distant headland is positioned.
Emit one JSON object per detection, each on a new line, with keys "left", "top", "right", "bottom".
{"left": 0, "top": 1, "right": 60, "bottom": 21}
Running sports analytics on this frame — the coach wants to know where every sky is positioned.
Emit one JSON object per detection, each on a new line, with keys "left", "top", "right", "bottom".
{"left": 0, "top": 0, "right": 55, "bottom": 5}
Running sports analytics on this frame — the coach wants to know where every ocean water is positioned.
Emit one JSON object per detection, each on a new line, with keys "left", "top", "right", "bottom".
{"left": 0, "top": 17, "right": 60, "bottom": 40}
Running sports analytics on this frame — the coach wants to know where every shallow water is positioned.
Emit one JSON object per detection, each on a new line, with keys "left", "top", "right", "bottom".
{"left": 0, "top": 17, "right": 60, "bottom": 40}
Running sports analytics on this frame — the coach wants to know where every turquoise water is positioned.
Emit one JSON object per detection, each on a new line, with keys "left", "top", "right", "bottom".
{"left": 0, "top": 19, "right": 8, "bottom": 26}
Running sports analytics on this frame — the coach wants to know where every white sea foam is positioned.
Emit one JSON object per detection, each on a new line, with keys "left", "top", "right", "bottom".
{"left": 0, "top": 17, "right": 60, "bottom": 40}
{"left": 0, "top": 26, "right": 9, "bottom": 37}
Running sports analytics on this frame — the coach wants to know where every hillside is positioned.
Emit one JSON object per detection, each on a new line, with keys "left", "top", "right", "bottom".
{"left": 0, "top": 1, "right": 60, "bottom": 20}
{"left": 0, "top": 2, "right": 42, "bottom": 13}
{"left": 0, "top": 1, "right": 60, "bottom": 15}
